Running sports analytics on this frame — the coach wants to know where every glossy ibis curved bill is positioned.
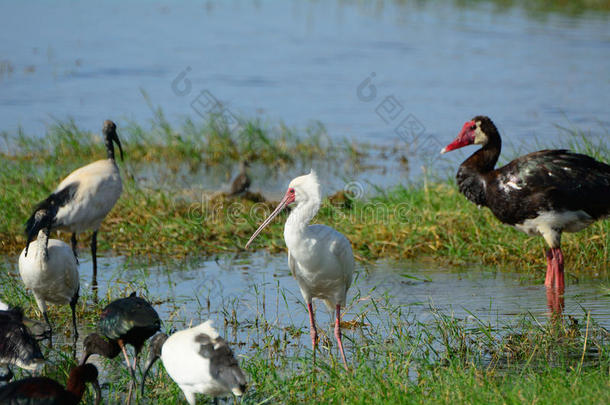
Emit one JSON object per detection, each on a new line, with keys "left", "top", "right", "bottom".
{"left": 245, "top": 169, "right": 355, "bottom": 370}
{"left": 0, "top": 363, "right": 101, "bottom": 405}
{"left": 25, "top": 120, "right": 123, "bottom": 291}
{"left": 0, "top": 304, "right": 44, "bottom": 381}
{"left": 81, "top": 292, "right": 160, "bottom": 404}
{"left": 441, "top": 116, "right": 610, "bottom": 311}
{"left": 141, "top": 320, "right": 247, "bottom": 405}
{"left": 19, "top": 222, "right": 79, "bottom": 343}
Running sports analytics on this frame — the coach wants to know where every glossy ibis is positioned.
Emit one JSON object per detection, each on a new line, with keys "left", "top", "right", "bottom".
{"left": 246, "top": 169, "right": 354, "bottom": 370}
{"left": 81, "top": 292, "right": 160, "bottom": 404}
{"left": 0, "top": 363, "right": 101, "bottom": 405}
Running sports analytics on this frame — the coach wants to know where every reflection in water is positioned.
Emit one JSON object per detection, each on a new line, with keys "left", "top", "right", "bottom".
{"left": 78, "top": 252, "right": 610, "bottom": 344}
{"left": 546, "top": 286, "right": 565, "bottom": 315}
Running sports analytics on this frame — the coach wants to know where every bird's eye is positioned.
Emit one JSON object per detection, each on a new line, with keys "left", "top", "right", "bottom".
{"left": 470, "top": 125, "right": 476, "bottom": 130}
{"left": 289, "top": 188, "right": 295, "bottom": 194}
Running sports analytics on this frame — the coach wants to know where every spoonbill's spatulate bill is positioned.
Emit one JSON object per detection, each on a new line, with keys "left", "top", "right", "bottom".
{"left": 246, "top": 169, "right": 354, "bottom": 370}
{"left": 19, "top": 221, "right": 79, "bottom": 343}
{"left": 25, "top": 120, "right": 124, "bottom": 291}
{"left": 441, "top": 116, "right": 610, "bottom": 311}
{"left": 141, "top": 320, "right": 247, "bottom": 405}
{"left": 0, "top": 364, "right": 101, "bottom": 405}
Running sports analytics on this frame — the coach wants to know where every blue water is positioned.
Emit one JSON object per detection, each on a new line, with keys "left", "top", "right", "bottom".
{"left": 0, "top": 0, "right": 608, "bottom": 154}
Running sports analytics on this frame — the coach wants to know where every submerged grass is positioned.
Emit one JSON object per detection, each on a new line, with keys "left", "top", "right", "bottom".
{"left": 0, "top": 116, "right": 608, "bottom": 282}
{"left": 1, "top": 265, "right": 608, "bottom": 405}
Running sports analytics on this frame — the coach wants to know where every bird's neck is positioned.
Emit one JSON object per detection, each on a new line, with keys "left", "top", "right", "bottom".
{"left": 457, "top": 139, "right": 501, "bottom": 207}
{"left": 284, "top": 198, "right": 320, "bottom": 246}
{"left": 87, "top": 335, "right": 121, "bottom": 360}
{"left": 34, "top": 229, "right": 49, "bottom": 262}
{"left": 462, "top": 136, "right": 501, "bottom": 175}
{"left": 105, "top": 138, "right": 116, "bottom": 161}
{"left": 65, "top": 377, "right": 87, "bottom": 403}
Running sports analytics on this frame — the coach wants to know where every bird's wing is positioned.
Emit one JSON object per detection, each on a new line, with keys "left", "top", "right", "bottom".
{"left": 288, "top": 251, "right": 297, "bottom": 278}
{"left": 0, "top": 317, "right": 43, "bottom": 366}
{"left": 494, "top": 150, "right": 610, "bottom": 217}
{"left": 499, "top": 150, "right": 610, "bottom": 190}
{"left": 329, "top": 234, "right": 355, "bottom": 292}
{"left": 195, "top": 334, "right": 246, "bottom": 389}
{"left": 229, "top": 174, "right": 250, "bottom": 195}
{"left": 25, "top": 182, "right": 79, "bottom": 234}
{"left": 0, "top": 377, "right": 62, "bottom": 401}
{"left": 100, "top": 297, "right": 160, "bottom": 339}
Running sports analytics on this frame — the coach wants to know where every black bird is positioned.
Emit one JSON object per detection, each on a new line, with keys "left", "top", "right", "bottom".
{"left": 25, "top": 120, "right": 124, "bottom": 291}
{"left": 441, "top": 116, "right": 610, "bottom": 303}
{"left": 81, "top": 292, "right": 160, "bottom": 404}
{"left": 0, "top": 304, "right": 44, "bottom": 381}
{"left": 227, "top": 161, "right": 251, "bottom": 196}
{"left": 141, "top": 321, "right": 246, "bottom": 405}
{"left": 0, "top": 363, "right": 101, "bottom": 405}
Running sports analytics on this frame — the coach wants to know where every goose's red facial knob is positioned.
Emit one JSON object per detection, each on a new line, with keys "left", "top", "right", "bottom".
{"left": 441, "top": 120, "right": 476, "bottom": 154}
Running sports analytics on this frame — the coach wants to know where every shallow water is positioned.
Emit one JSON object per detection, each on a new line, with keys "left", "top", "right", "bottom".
{"left": 6, "top": 251, "right": 606, "bottom": 355}
{"left": 1, "top": 0, "right": 609, "bottom": 190}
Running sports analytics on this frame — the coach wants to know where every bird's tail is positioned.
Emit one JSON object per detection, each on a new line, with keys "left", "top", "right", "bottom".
{"left": 24, "top": 183, "right": 78, "bottom": 255}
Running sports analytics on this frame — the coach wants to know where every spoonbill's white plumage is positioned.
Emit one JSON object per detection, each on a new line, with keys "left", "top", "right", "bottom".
{"left": 141, "top": 320, "right": 247, "bottom": 405}
{"left": 25, "top": 120, "right": 123, "bottom": 289}
{"left": 246, "top": 169, "right": 354, "bottom": 370}
{"left": 19, "top": 223, "right": 79, "bottom": 341}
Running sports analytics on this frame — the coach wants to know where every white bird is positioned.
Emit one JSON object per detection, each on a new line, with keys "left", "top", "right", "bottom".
{"left": 141, "top": 320, "right": 247, "bottom": 405}
{"left": 246, "top": 169, "right": 354, "bottom": 370}
{"left": 25, "top": 120, "right": 123, "bottom": 290}
{"left": 19, "top": 215, "right": 80, "bottom": 342}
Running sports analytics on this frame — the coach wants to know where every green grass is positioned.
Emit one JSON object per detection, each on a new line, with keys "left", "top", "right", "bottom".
{"left": 0, "top": 115, "right": 608, "bottom": 403}
{"left": 0, "top": 117, "right": 608, "bottom": 283}
{"left": 1, "top": 265, "right": 608, "bottom": 405}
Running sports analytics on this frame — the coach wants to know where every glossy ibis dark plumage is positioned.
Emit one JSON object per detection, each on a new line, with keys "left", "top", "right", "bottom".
{"left": 81, "top": 292, "right": 160, "bottom": 404}
{"left": 0, "top": 363, "right": 101, "bottom": 405}
{"left": 141, "top": 321, "right": 246, "bottom": 405}
{"left": 227, "top": 161, "right": 251, "bottom": 196}
{"left": 0, "top": 304, "right": 44, "bottom": 381}
{"left": 25, "top": 120, "right": 123, "bottom": 291}
{"left": 442, "top": 116, "right": 610, "bottom": 311}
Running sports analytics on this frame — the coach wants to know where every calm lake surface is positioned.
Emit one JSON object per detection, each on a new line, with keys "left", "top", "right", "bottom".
{"left": 1, "top": 1, "right": 609, "bottom": 161}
